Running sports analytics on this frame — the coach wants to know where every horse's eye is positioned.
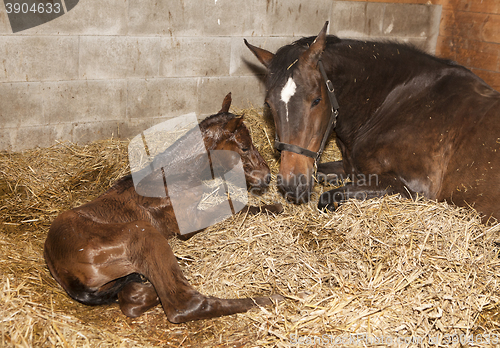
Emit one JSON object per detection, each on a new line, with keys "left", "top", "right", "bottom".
{"left": 311, "top": 98, "right": 322, "bottom": 107}
{"left": 242, "top": 147, "right": 250, "bottom": 152}
{"left": 264, "top": 102, "right": 271, "bottom": 109}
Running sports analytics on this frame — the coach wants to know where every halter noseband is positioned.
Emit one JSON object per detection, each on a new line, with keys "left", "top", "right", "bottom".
{"left": 274, "top": 60, "right": 340, "bottom": 169}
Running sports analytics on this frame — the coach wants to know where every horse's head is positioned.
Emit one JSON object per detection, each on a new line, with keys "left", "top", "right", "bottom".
{"left": 245, "top": 23, "right": 332, "bottom": 203}
{"left": 204, "top": 93, "right": 271, "bottom": 194}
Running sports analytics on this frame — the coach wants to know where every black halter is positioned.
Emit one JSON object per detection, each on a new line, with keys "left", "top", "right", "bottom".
{"left": 274, "top": 60, "right": 340, "bottom": 169}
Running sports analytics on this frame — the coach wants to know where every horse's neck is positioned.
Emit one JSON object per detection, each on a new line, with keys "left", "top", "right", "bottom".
{"left": 325, "top": 41, "right": 428, "bottom": 140}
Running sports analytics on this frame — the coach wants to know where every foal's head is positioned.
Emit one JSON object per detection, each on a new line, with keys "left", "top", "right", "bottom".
{"left": 245, "top": 23, "right": 333, "bottom": 203}
{"left": 201, "top": 93, "right": 271, "bottom": 193}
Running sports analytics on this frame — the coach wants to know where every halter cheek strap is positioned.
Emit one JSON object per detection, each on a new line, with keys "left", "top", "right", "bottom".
{"left": 274, "top": 60, "right": 340, "bottom": 168}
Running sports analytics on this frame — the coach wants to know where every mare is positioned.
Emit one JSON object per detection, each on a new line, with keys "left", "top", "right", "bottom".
{"left": 245, "top": 22, "right": 500, "bottom": 221}
{"left": 44, "top": 93, "right": 282, "bottom": 323}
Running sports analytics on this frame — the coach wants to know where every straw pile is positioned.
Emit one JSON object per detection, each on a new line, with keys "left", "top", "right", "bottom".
{"left": 1, "top": 106, "right": 500, "bottom": 347}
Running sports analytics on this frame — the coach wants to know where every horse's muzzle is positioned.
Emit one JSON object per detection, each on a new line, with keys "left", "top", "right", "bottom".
{"left": 277, "top": 173, "right": 312, "bottom": 203}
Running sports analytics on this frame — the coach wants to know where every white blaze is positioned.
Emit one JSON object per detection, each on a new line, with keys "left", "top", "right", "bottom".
{"left": 280, "top": 77, "right": 296, "bottom": 122}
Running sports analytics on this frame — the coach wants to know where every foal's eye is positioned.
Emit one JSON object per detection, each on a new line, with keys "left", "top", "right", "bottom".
{"left": 241, "top": 147, "right": 250, "bottom": 152}
{"left": 311, "top": 98, "right": 322, "bottom": 107}
{"left": 264, "top": 102, "right": 271, "bottom": 109}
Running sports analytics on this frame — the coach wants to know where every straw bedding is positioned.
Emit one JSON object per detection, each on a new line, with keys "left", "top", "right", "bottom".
{"left": 1, "top": 107, "right": 500, "bottom": 347}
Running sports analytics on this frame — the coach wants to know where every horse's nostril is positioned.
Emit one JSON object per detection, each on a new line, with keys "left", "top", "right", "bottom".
{"left": 276, "top": 173, "right": 312, "bottom": 203}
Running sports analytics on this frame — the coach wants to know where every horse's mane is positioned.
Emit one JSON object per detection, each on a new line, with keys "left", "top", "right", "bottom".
{"left": 267, "top": 35, "right": 460, "bottom": 88}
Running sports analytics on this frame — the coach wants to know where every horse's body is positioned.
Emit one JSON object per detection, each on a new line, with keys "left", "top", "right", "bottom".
{"left": 44, "top": 94, "right": 282, "bottom": 323}
{"left": 246, "top": 23, "right": 500, "bottom": 221}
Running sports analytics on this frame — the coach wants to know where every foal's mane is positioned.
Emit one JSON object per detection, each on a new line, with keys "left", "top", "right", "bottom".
{"left": 112, "top": 112, "right": 240, "bottom": 192}
{"left": 198, "top": 112, "right": 237, "bottom": 132}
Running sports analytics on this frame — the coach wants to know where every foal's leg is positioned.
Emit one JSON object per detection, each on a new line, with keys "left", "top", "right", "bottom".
{"left": 118, "top": 280, "right": 160, "bottom": 318}
{"left": 128, "top": 220, "right": 278, "bottom": 323}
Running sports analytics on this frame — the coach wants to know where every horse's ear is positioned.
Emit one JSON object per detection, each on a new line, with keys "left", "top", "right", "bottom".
{"left": 244, "top": 39, "right": 274, "bottom": 68}
{"left": 224, "top": 116, "right": 244, "bottom": 133}
{"left": 219, "top": 92, "right": 232, "bottom": 114}
{"left": 301, "top": 21, "right": 329, "bottom": 66}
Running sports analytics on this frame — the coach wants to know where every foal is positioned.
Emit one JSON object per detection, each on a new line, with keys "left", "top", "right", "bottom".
{"left": 44, "top": 94, "right": 282, "bottom": 323}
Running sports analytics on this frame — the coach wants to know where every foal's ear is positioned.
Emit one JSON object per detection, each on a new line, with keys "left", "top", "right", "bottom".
{"left": 244, "top": 39, "right": 274, "bottom": 68}
{"left": 301, "top": 21, "right": 328, "bottom": 66}
{"left": 219, "top": 92, "right": 232, "bottom": 114}
{"left": 224, "top": 116, "right": 244, "bottom": 133}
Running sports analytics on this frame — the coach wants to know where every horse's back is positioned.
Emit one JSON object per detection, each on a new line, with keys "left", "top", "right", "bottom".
{"left": 351, "top": 65, "right": 500, "bottom": 219}
{"left": 439, "top": 89, "right": 500, "bottom": 220}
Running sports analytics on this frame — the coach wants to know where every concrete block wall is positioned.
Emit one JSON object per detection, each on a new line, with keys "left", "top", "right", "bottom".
{"left": 0, "top": 0, "right": 441, "bottom": 152}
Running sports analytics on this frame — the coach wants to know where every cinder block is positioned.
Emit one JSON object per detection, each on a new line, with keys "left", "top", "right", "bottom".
{"left": 0, "top": 82, "right": 44, "bottom": 128}
{"left": 382, "top": 4, "right": 435, "bottom": 38}
{"left": 12, "top": 125, "right": 56, "bottom": 151}
{"left": 330, "top": 1, "right": 385, "bottom": 38}
{"left": 53, "top": 122, "right": 74, "bottom": 144}
{"left": 160, "top": 37, "right": 231, "bottom": 77}
{"left": 203, "top": 0, "right": 255, "bottom": 36}
{"left": 382, "top": 4, "right": 441, "bottom": 53}
{"left": 18, "top": 0, "right": 128, "bottom": 35}
{"left": 79, "top": 36, "right": 161, "bottom": 79}
{"left": 128, "top": 0, "right": 204, "bottom": 36}
{"left": 427, "top": 4, "right": 442, "bottom": 54}
{"left": 116, "top": 118, "right": 159, "bottom": 140}
{"left": 73, "top": 121, "right": 123, "bottom": 145}
{"left": 0, "top": 36, "right": 78, "bottom": 82}
{"left": 43, "top": 80, "right": 127, "bottom": 124}
{"left": 255, "top": 0, "right": 333, "bottom": 37}
{"left": 230, "top": 36, "right": 294, "bottom": 76}
{"left": 196, "top": 76, "right": 266, "bottom": 116}
{"left": 0, "top": 128, "right": 13, "bottom": 152}
{"left": 127, "top": 78, "right": 199, "bottom": 120}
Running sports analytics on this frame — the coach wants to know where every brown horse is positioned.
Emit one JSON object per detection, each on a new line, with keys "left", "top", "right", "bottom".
{"left": 246, "top": 22, "right": 500, "bottom": 221}
{"left": 44, "top": 94, "right": 282, "bottom": 323}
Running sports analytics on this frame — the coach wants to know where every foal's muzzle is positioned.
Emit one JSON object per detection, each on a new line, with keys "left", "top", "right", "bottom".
{"left": 247, "top": 171, "right": 272, "bottom": 195}
{"left": 277, "top": 173, "right": 312, "bottom": 204}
